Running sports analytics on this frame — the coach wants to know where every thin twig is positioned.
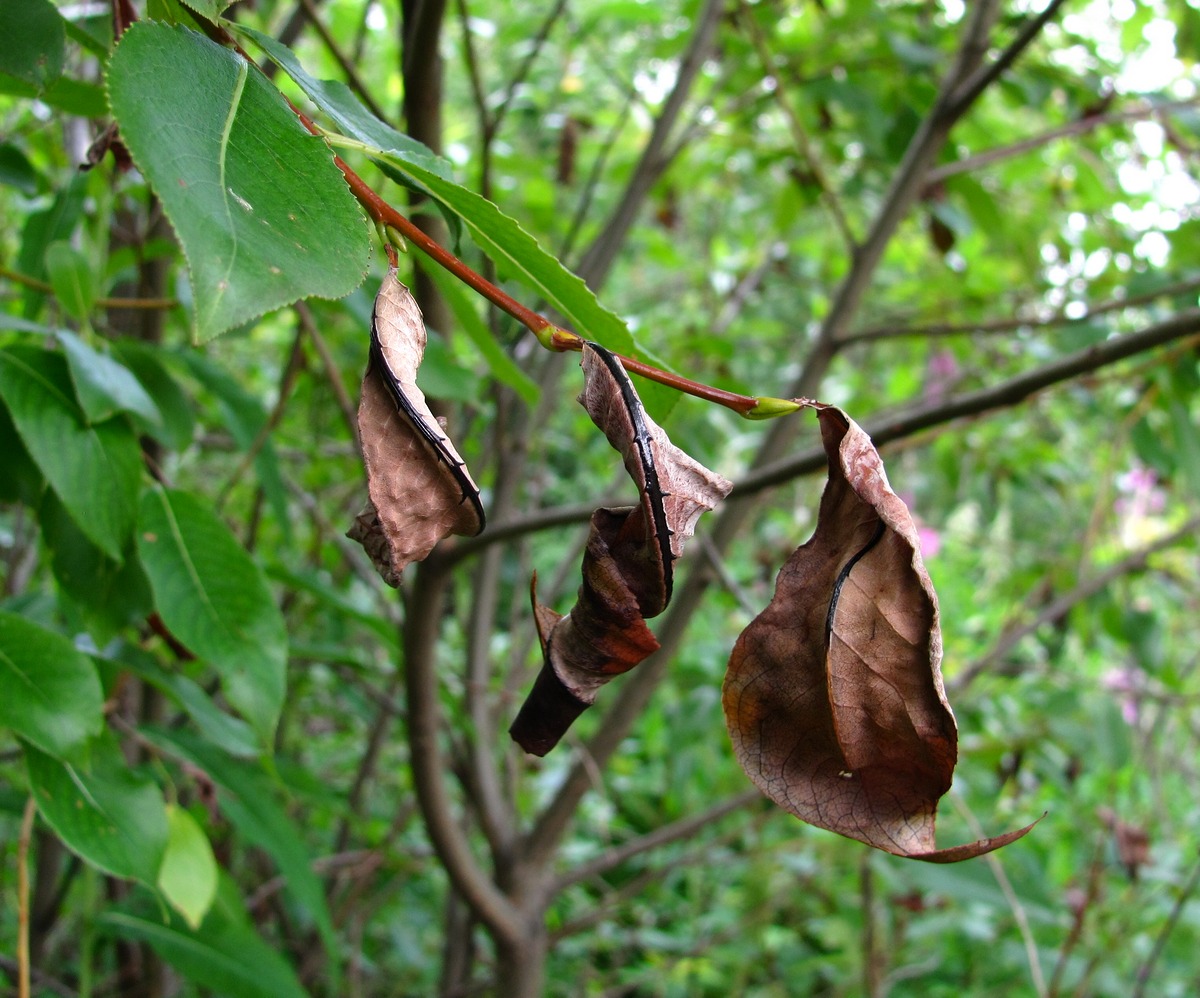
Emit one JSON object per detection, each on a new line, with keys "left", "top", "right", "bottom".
{"left": 215, "top": 322, "right": 307, "bottom": 511}
{"left": 952, "top": 515, "right": 1200, "bottom": 692}
{"left": 738, "top": 6, "right": 857, "bottom": 251}
{"left": 1, "top": 264, "right": 177, "bottom": 310}
{"left": 1132, "top": 851, "right": 1200, "bottom": 998}
{"left": 17, "top": 796, "right": 35, "bottom": 998}
{"left": 553, "top": 790, "right": 761, "bottom": 891}
{"left": 295, "top": 301, "right": 361, "bottom": 452}
{"left": 841, "top": 276, "right": 1200, "bottom": 345}
{"left": 952, "top": 794, "right": 1047, "bottom": 998}
{"left": 927, "top": 96, "right": 1200, "bottom": 184}
{"left": 295, "top": 0, "right": 389, "bottom": 120}
{"left": 403, "top": 559, "right": 525, "bottom": 944}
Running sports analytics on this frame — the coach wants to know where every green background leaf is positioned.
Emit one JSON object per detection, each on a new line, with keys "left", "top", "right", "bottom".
{"left": 136, "top": 487, "right": 288, "bottom": 744}
{"left": 0, "top": 345, "right": 141, "bottom": 560}
{"left": 0, "top": 0, "right": 65, "bottom": 91}
{"left": 158, "top": 804, "right": 219, "bottom": 929}
{"left": 0, "top": 612, "right": 103, "bottom": 758}
{"left": 107, "top": 21, "right": 370, "bottom": 341}
{"left": 26, "top": 736, "right": 168, "bottom": 885}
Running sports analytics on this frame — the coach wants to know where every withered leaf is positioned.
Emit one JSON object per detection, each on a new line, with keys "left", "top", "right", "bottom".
{"left": 723, "top": 407, "right": 1036, "bottom": 861}
{"left": 510, "top": 344, "right": 732, "bottom": 755}
{"left": 348, "top": 268, "right": 484, "bottom": 585}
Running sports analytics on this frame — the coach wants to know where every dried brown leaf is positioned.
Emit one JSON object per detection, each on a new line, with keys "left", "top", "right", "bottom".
{"left": 348, "top": 269, "right": 483, "bottom": 585}
{"left": 723, "top": 407, "right": 1036, "bottom": 860}
{"left": 510, "top": 344, "right": 732, "bottom": 755}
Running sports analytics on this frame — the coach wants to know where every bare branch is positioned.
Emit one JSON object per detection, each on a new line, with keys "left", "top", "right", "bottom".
{"left": 553, "top": 790, "right": 761, "bottom": 891}
{"left": 951, "top": 515, "right": 1200, "bottom": 692}
{"left": 403, "top": 559, "right": 525, "bottom": 943}
{"left": 738, "top": 310, "right": 1200, "bottom": 496}
{"left": 841, "top": 277, "right": 1200, "bottom": 345}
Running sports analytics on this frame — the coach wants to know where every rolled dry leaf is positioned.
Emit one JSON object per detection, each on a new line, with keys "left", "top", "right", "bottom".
{"left": 348, "top": 269, "right": 483, "bottom": 585}
{"left": 723, "top": 406, "right": 1037, "bottom": 861}
{"left": 510, "top": 344, "right": 732, "bottom": 755}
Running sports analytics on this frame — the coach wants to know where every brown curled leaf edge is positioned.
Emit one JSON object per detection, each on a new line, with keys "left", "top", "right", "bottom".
{"left": 348, "top": 268, "right": 484, "bottom": 586}
{"left": 510, "top": 343, "right": 733, "bottom": 756}
{"left": 723, "top": 407, "right": 1039, "bottom": 861}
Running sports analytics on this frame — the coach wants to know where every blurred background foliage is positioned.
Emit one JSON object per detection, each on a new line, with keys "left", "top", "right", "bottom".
{"left": 3, "top": 0, "right": 1200, "bottom": 995}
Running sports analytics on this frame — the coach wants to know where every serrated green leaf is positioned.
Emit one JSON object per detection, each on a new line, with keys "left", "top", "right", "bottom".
{"left": 158, "top": 804, "right": 219, "bottom": 930}
{"left": 136, "top": 487, "right": 287, "bottom": 745}
{"left": 99, "top": 874, "right": 309, "bottom": 998}
{"left": 26, "top": 736, "right": 168, "bottom": 884}
{"left": 0, "top": 612, "right": 103, "bottom": 758}
{"left": 238, "top": 25, "right": 676, "bottom": 418}
{"left": 107, "top": 22, "right": 369, "bottom": 341}
{"left": 0, "top": 345, "right": 141, "bottom": 560}
{"left": 58, "top": 329, "right": 163, "bottom": 427}
{"left": 178, "top": 0, "right": 236, "bottom": 19}
{"left": 0, "top": 0, "right": 65, "bottom": 91}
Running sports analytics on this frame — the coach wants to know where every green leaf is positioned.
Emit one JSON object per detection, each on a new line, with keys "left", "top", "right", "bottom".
{"left": 0, "top": 142, "right": 42, "bottom": 196}
{"left": 178, "top": 0, "right": 236, "bottom": 19}
{"left": 0, "top": 612, "right": 103, "bottom": 758}
{"left": 0, "top": 345, "right": 141, "bottom": 560}
{"left": 57, "top": 329, "right": 163, "bottom": 427}
{"left": 26, "top": 736, "right": 168, "bottom": 884}
{"left": 125, "top": 652, "right": 260, "bottom": 758}
{"left": 0, "top": 399, "right": 44, "bottom": 504}
{"left": 173, "top": 351, "right": 289, "bottom": 537}
{"left": 17, "top": 175, "right": 85, "bottom": 307}
{"left": 146, "top": 729, "right": 340, "bottom": 987}
{"left": 136, "top": 487, "right": 287, "bottom": 744}
{"left": 43, "top": 240, "right": 93, "bottom": 320}
{"left": 418, "top": 258, "right": 540, "bottom": 406}
{"left": 238, "top": 26, "right": 675, "bottom": 417}
{"left": 99, "top": 874, "right": 309, "bottom": 998}
{"left": 40, "top": 491, "right": 153, "bottom": 645}
{"left": 0, "top": 0, "right": 65, "bottom": 91}
{"left": 158, "top": 804, "right": 219, "bottom": 929}
{"left": 111, "top": 340, "right": 196, "bottom": 451}
{"left": 107, "top": 22, "right": 369, "bottom": 341}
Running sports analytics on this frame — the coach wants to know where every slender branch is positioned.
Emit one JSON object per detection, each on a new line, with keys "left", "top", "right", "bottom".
{"left": 294, "top": 0, "right": 389, "bottom": 120}
{"left": 572, "top": 0, "right": 727, "bottom": 289}
{"left": 17, "top": 796, "right": 35, "bottom": 998}
{"left": 951, "top": 794, "right": 1047, "bottom": 998}
{"left": 215, "top": 321, "right": 307, "bottom": 511}
{"left": 553, "top": 790, "right": 761, "bottom": 891}
{"left": 927, "top": 97, "right": 1200, "bottom": 185}
{"left": 841, "top": 276, "right": 1200, "bottom": 345}
{"left": 737, "top": 310, "right": 1200, "bottom": 497}
{"left": 1132, "top": 851, "right": 1200, "bottom": 998}
{"left": 295, "top": 301, "right": 361, "bottom": 451}
{"left": 951, "top": 515, "right": 1200, "bottom": 692}
{"left": 1, "top": 264, "right": 177, "bottom": 310}
{"left": 944, "top": 0, "right": 1071, "bottom": 120}
{"left": 738, "top": 6, "right": 857, "bottom": 252}
{"left": 403, "top": 559, "right": 524, "bottom": 944}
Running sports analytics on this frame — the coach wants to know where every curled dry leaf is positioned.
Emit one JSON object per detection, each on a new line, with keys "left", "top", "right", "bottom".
{"left": 510, "top": 344, "right": 732, "bottom": 755}
{"left": 348, "top": 269, "right": 484, "bottom": 585}
{"left": 723, "top": 407, "right": 1037, "bottom": 861}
